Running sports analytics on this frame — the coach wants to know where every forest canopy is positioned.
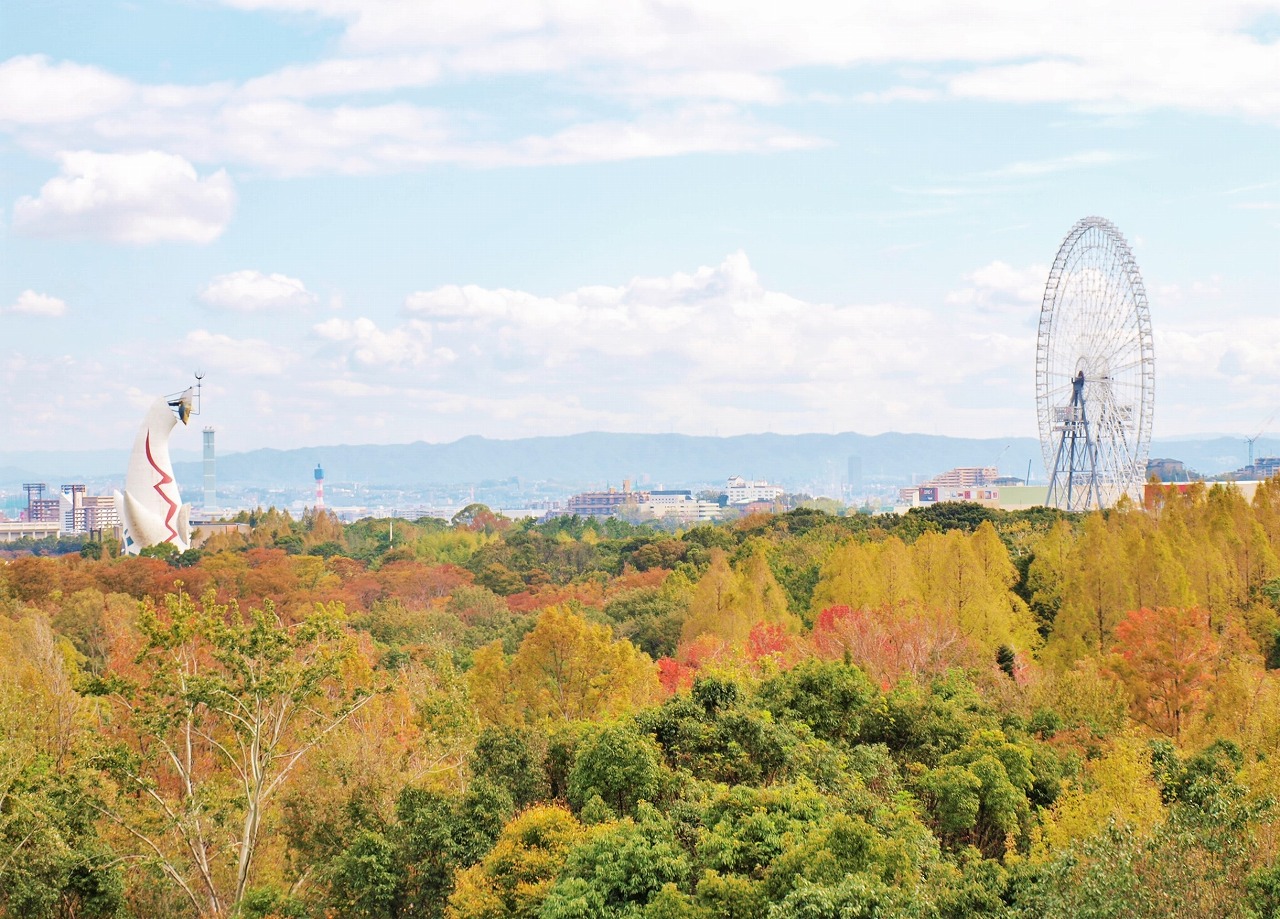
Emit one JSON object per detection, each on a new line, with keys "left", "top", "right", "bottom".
{"left": 4, "top": 484, "right": 1280, "bottom": 918}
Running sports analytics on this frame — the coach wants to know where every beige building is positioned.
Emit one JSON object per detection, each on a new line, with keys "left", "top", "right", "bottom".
{"left": 0, "top": 520, "right": 63, "bottom": 543}
{"left": 635, "top": 490, "right": 722, "bottom": 523}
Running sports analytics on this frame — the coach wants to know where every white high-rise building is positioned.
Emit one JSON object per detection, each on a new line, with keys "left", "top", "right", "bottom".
{"left": 726, "top": 475, "right": 783, "bottom": 506}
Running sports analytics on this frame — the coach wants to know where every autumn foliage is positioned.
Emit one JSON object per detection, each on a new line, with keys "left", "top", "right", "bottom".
{"left": 6, "top": 492, "right": 1280, "bottom": 918}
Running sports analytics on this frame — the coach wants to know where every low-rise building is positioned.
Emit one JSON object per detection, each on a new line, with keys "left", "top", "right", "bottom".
{"left": 893, "top": 484, "right": 1048, "bottom": 512}
{"left": 566, "top": 481, "right": 647, "bottom": 518}
{"left": 0, "top": 520, "right": 63, "bottom": 543}
{"left": 634, "top": 490, "right": 722, "bottom": 523}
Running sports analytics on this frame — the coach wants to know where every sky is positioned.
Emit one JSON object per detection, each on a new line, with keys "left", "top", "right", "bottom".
{"left": 0, "top": 0, "right": 1277, "bottom": 456}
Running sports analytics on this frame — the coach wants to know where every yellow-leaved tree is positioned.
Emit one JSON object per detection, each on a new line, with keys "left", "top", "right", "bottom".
{"left": 681, "top": 549, "right": 738, "bottom": 643}
{"left": 913, "top": 529, "right": 1038, "bottom": 656}
{"left": 448, "top": 805, "right": 583, "bottom": 919}
{"left": 809, "top": 539, "right": 880, "bottom": 615}
{"left": 1047, "top": 513, "right": 1132, "bottom": 665}
{"left": 471, "top": 605, "right": 660, "bottom": 724}
{"left": 682, "top": 544, "right": 797, "bottom": 644}
{"left": 1032, "top": 733, "right": 1165, "bottom": 860}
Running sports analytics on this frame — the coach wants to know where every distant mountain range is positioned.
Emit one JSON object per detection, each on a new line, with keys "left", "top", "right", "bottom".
{"left": 1, "top": 432, "right": 1274, "bottom": 493}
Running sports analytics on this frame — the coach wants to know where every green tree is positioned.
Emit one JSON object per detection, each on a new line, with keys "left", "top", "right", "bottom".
{"left": 542, "top": 804, "right": 690, "bottom": 917}
{"left": 0, "top": 616, "right": 123, "bottom": 919}
{"left": 566, "top": 724, "right": 664, "bottom": 816}
{"left": 87, "top": 592, "right": 374, "bottom": 917}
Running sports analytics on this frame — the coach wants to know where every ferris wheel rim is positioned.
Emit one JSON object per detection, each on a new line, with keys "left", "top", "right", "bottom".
{"left": 1035, "top": 216, "right": 1155, "bottom": 509}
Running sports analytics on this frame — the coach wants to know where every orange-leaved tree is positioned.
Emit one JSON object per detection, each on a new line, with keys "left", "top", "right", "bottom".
{"left": 1108, "top": 606, "right": 1218, "bottom": 741}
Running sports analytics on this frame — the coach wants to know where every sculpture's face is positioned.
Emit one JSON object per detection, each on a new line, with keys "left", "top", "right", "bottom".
{"left": 167, "top": 387, "right": 195, "bottom": 425}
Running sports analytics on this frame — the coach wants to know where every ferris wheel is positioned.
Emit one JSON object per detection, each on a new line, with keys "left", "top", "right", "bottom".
{"left": 1036, "top": 216, "right": 1155, "bottom": 511}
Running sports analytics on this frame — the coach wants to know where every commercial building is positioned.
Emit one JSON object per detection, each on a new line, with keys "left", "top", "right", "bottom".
{"left": 726, "top": 475, "right": 783, "bottom": 506}
{"left": 634, "top": 490, "right": 722, "bottom": 523}
{"left": 566, "top": 481, "right": 645, "bottom": 518}
{"left": 892, "top": 484, "right": 1049, "bottom": 513}
{"left": 898, "top": 466, "right": 998, "bottom": 503}
{"left": 64, "top": 487, "right": 122, "bottom": 533}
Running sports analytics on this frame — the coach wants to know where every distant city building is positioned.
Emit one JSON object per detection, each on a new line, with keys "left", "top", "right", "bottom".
{"left": 726, "top": 475, "right": 783, "bottom": 506}
{"left": 1223, "top": 457, "right": 1280, "bottom": 482}
{"left": 846, "top": 455, "right": 863, "bottom": 495}
{"left": 567, "top": 481, "right": 645, "bottom": 518}
{"left": 203, "top": 427, "right": 217, "bottom": 509}
{"left": 81, "top": 495, "right": 122, "bottom": 533}
{"left": 61, "top": 484, "right": 86, "bottom": 531}
{"left": 1147, "top": 457, "right": 1197, "bottom": 483}
{"left": 0, "top": 520, "right": 62, "bottom": 543}
{"left": 898, "top": 466, "right": 998, "bottom": 503}
{"left": 15, "top": 482, "right": 121, "bottom": 537}
{"left": 24, "top": 483, "right": 61, "bottom": 523}
{"left": 890, "top": 484, "right": 1048, "bottom": 513}
{"left": 928, "top": 466, "right": 998, "bottom": 488}
{"left": 634, "top": 490, "right": 722, "bottom": 523}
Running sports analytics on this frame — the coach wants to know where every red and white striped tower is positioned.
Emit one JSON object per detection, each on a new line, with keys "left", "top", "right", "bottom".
{"left": 314, "top": 463, "right": 325, "bottom": 509}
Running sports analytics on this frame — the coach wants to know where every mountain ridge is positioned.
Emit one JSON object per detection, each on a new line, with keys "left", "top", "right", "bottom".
{"left": 3, "top": 431, "right": 1273, "bottom": 492}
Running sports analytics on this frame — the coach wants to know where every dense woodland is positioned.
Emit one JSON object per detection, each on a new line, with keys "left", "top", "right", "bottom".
{"left": 6, "top": 484, "right": 1280, "bottom": 917}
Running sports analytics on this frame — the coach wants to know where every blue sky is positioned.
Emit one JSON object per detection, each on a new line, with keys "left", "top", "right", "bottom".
{"left": 0, "top": 0, "right": 1276, "bottom": 456}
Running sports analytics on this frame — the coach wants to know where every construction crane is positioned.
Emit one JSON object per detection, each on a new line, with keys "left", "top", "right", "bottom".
{"left": 1247, "top": 412, "right": 1276, "bottom": 467}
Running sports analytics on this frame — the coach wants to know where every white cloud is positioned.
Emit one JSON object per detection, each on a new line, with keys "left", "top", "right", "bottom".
{"left": 377, "top": 251, "right": 1036, "bottom": 437}
{"left": 617, "top": 71, "right": 788, "bottom": 105}
{"left": 1, "top": 249, "right": 1271, "bottom": 449}
{"left": 10, "top": 94, "right": 812, "bottom": 176}
{"left": 947, "top": 31, "right": 1280, "bottom": 118}
{"left": 945, "top": 261, "right": 1047, "bottom": 318}
{"left": 239, "top": 54, "right": 442, "bottom": 99}
{"left": 12, "top": 151, "right": 236, "bottom": 244}
{"left": 199, "top": 270, "right": 317, "bottom": 311}
{"left": 0, "top": 1, "right": 1273, "bottom": 179}
{"left": 489, "top": 104, "right": 821, "bottom": 166}
{"left": 313, "top": 316, "right": 436, "bottom": 367}
{"left": 179, "top": 329, "right": 297, "bottom": 376}
{"left": 210, "top": 0, "right": 1280, "bottom": 122}
{"left": 0, "top": 55, "right": 134, "bottom": 124}
{"left": 6, "top": 290, "right": 68, "bottom": 317}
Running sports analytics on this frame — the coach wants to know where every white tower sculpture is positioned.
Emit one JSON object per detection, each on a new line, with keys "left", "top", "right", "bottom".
{"left": 115, "top": 388, "right": 195, "bottom": 555}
